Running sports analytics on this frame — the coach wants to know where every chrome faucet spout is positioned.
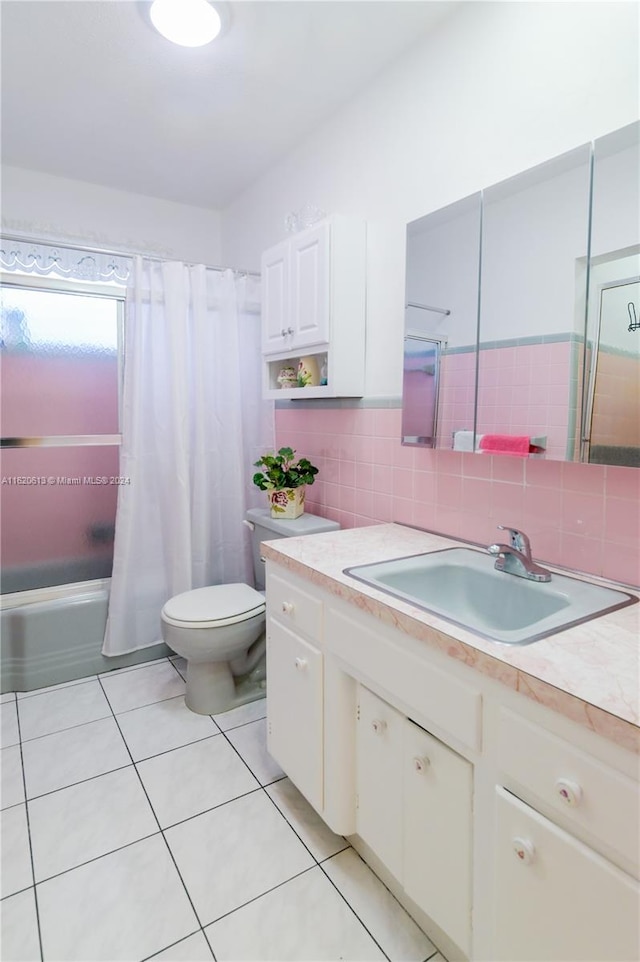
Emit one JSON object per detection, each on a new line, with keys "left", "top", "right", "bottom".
{"left": 488, "top": 527, "right": 552, "bottom": 583}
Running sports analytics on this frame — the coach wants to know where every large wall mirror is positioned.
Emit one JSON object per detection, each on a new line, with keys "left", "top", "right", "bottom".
{"left": 584, "top": 123, "right": 639, "bottom": 467}
{"left": 403, "top": 194, "right": 481, "bottom": 449}
{"left": 404, "top": 121, "right": 640, "bottom": 466}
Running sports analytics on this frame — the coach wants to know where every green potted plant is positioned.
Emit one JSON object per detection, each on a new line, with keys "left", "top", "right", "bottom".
{"left": 252, "top": 446, "right": 319, "bottom": 518}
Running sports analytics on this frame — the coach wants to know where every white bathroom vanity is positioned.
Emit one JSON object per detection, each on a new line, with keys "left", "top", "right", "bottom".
{"left": 262, "top": 524, "right": 640, "bottom": 962}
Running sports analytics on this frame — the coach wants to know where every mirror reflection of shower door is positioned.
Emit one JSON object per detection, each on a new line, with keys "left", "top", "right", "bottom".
{"left": 584, "top": 276, "right": 640, "bottom": 467}
{"left": 401, "top": 335, "right": 441, "bottom": 447}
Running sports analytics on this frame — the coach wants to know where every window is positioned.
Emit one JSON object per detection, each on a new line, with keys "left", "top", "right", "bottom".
{"left": 0, "top": 278, "right": 124, "bottom": 593}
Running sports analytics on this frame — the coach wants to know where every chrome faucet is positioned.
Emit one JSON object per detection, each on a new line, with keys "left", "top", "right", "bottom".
{"left": 487, "top": 525, "right": 552, "bottom": 583}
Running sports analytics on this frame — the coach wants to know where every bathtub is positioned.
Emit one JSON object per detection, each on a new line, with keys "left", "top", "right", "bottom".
{"left": 0, "top": 580, "right": 170, "bottom": 694}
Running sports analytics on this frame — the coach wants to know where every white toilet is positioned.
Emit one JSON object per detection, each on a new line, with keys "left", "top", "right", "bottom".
{"left": 161, "top": 508, "right": 340, "bottom": 715}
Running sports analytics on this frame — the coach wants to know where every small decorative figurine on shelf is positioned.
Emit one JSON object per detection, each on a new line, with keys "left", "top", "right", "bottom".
{"left": 276, "top": 366, "right": 297, "bottom": 389}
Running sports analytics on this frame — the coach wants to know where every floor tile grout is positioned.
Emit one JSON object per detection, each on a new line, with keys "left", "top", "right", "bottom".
{"left": 197, "top": 862, "right": 318, "bottom": 931}
{"left": 139, "top": 926, "right": 208, "bottom": 962}
{"left": 0, "top": 882, "right": 36, "bottom": 903}
{"left": 32, "top": 830, "right": 162, "bottom": 888}
{"left": 95, "top": 675, "right": 344, "bottom": 956}
{"left": 317, "top": 852, "right": 394, "bottom": 962}
{"left": 10, "top": 678, "right": 349, "bottom": 940}
{"left": 21, "top": 762, "right": 134, "bottom": 804}
{"left": 15, "top": 676, "right": 99, "bottom": 701}
{"left": 14, "top": 701, "right": 45, "bottom": 962}
{"left": 4, "top": 671, "right": 440, "bottom": 962}
{"left": 17, "top": 710, "right": 114, "bottom": 745}
{"left": 95, "top": 673, "right": 213, "bottom": 954}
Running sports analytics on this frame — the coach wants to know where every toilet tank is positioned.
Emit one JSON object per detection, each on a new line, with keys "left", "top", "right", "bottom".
{"left": 245, "top": 508, "right": 340, "bottom": 591}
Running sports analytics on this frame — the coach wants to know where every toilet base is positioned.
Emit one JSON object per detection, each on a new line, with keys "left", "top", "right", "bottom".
{"left": 185, "top": 658, "right": 266, "bottom": 716}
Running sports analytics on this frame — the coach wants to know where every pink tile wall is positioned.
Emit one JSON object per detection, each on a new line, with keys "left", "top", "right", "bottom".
{"left": 276, "top": 406, "right": 640, "bottom": 587}
{"left": 438, "top": 351, "right": 476, "bottom": 446}
{"left": 476, "top": 341, "right": 574, "bottom": 460}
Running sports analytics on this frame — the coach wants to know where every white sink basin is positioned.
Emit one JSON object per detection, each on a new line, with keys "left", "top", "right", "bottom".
{"left": 344, "top": 547, "right": 636, "bottom": 645}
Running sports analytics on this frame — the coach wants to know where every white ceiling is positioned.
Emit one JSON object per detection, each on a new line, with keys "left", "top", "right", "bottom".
{"left": 1, "top": 1, "right": 456, "bottom": 209}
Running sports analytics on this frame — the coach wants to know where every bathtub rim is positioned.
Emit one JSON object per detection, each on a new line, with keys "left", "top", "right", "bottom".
{"left": 0, "top": 577, "right": 111, "bottom": 610}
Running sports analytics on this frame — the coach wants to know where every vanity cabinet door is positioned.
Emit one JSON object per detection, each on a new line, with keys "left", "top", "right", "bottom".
{"left": 266, "top": 618, "right": 323, "bottom": 811}
{"left": 355, "top": 685, "right": 404, "bottom": 880}
{"left": 404, "top": 719, "right": 473, "bottom": 956}
{"left": 493, "top": 787, "right": 640, "bottom": 962}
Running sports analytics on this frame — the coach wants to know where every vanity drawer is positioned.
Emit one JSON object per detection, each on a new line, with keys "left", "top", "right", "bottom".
{"left": 326, "top": 605, "right": 481, "bottom": 751}
{"left": 497, "top": 707, "right": 640, "bottom": 874}
{"left": 267, "top": 568, "right": 324, "bottom": 643}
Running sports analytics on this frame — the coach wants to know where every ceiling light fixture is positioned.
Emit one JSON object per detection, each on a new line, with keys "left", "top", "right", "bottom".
{"left": 150, "top": 0, "right": 222, "bottom": 47}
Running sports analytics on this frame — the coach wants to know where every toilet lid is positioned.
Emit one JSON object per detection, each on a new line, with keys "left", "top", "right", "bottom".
{"left": 162, "top": 584, "right": 265, "bottom": 628}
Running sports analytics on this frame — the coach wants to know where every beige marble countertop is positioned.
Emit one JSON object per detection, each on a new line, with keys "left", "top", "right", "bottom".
{"left": 261, "top": 523, "right": 640, "bottom": 754}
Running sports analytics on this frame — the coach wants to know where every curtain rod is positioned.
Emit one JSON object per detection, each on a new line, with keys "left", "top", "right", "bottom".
{"left": 0, "top": 232, "right": 261, "bottom": 279}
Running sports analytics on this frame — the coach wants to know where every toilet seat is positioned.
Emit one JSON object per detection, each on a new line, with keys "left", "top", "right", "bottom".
{"left": 161, "top": 584, "right": 265, "bottom": 630}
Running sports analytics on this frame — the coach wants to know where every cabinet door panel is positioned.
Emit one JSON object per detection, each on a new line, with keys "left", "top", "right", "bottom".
{"left": 262, "top": 241, "right": 290, "bottom": 353}
{"left": 404, "top": 719, "right": 472, "bottom": 955}
{"left": 493, "top": 787, "right": 640, "bottom": 962}
{"left": 266, "top": 618, "right": 323, "bottom": 811}
{"left": 290, "top": 223, "right": 330, "bottom": 348}
{"left": 356, "top": 685, "right": 404, "bottom": 880}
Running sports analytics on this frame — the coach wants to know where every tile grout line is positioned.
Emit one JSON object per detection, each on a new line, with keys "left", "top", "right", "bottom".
{"left": 17, "top": 710, "right": 113, "bottom": 745}
{"left": 197, "top": 863, "right": 319, "bottom": 931}
{"left": 139, "top": 927, "right": 212, "bottom": 962}
{"left": 151, "top": 784, "right": 265, "bottom": 833}
{"left": 17, "top": 711, "right": 274, "bottom": 875}
{"left": 96, "top": 673, "right": 216, "bottom": 960}
{"left": 31, "top": 831, "right": 162, "bottom": 888}
{"left": 114, "top": 688, "right": 336, "bottom": 955}
{"left": 14, "top": 701, "right": 45, "bottom": 962}
{"left": 16, "top": 676, "right": 98, "bottom": 701}
{"left": 205, "top": 725, "right": 397, "bottom": 958}
{"left": 322, "top": 844, "right": 443, "bottom": 962}
{"left": 15, "top": 653, "right": 172, "bottom": 704}
{"left": 174, "top": 706, "right": 397, "bottom": 957}
{"left": 20, "top": 761, "right": 134, "bottom": 805}
{"left": 16, "top": 687, "right": 199, "bottom": 746}
{"left": 10, "top": 678, "right": 432, "bottom": 961}
{"left": 261, "top": 781, "right": 346, "bottom": 868}
{"left": 166, "top": 657, "right": 187, "bottom": 682}
{"left": 317, "top": 852, "right": 394, "bottom": 962}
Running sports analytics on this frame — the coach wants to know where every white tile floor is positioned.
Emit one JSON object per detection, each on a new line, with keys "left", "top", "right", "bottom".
{"left": 0, "top": 657, "right": 447, "bottom": 962}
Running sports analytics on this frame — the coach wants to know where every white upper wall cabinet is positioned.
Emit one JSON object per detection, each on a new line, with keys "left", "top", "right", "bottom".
{"left": 261, "top": 216, "right": 366, "bottom": 399}
{"left": 262, "top": 223, "right": 330, "bottom": 354}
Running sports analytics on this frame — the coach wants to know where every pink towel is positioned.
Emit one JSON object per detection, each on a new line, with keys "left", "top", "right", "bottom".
{"left": 479, "top": 434, "right": 531, "bottom": 457}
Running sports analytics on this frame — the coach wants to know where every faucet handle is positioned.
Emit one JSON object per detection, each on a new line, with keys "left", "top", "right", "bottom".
{"left": 497, "top": 525, "right": 531, "bottom": 558}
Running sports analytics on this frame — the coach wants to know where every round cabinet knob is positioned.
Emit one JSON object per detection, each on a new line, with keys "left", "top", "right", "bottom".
{"left": 555, "top": 778, "right": 583, "bottom": 807}
{"left": 281, "top": 601, "right": 294, "bottom": 615}
{"left": 371, "top": 719, "right": 387, "bottom": 735}
{"left": 281, "top": 328, "right": 287, "bottom": 337}
{"left": 413, "top": 755, "right": 430, "bottom": 773}
{"left": 513, "top": 837, "right": 536, "bottom": 865}
{"left": 286, "top": 327, "right": 294, "bottom": 335}
{"left": 294, "top": 657, "right": 307, "bottom": 671}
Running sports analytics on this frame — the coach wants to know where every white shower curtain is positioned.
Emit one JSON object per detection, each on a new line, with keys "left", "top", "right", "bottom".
{"left": 102, "top": 257, "right": 273, "bottom": 656}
